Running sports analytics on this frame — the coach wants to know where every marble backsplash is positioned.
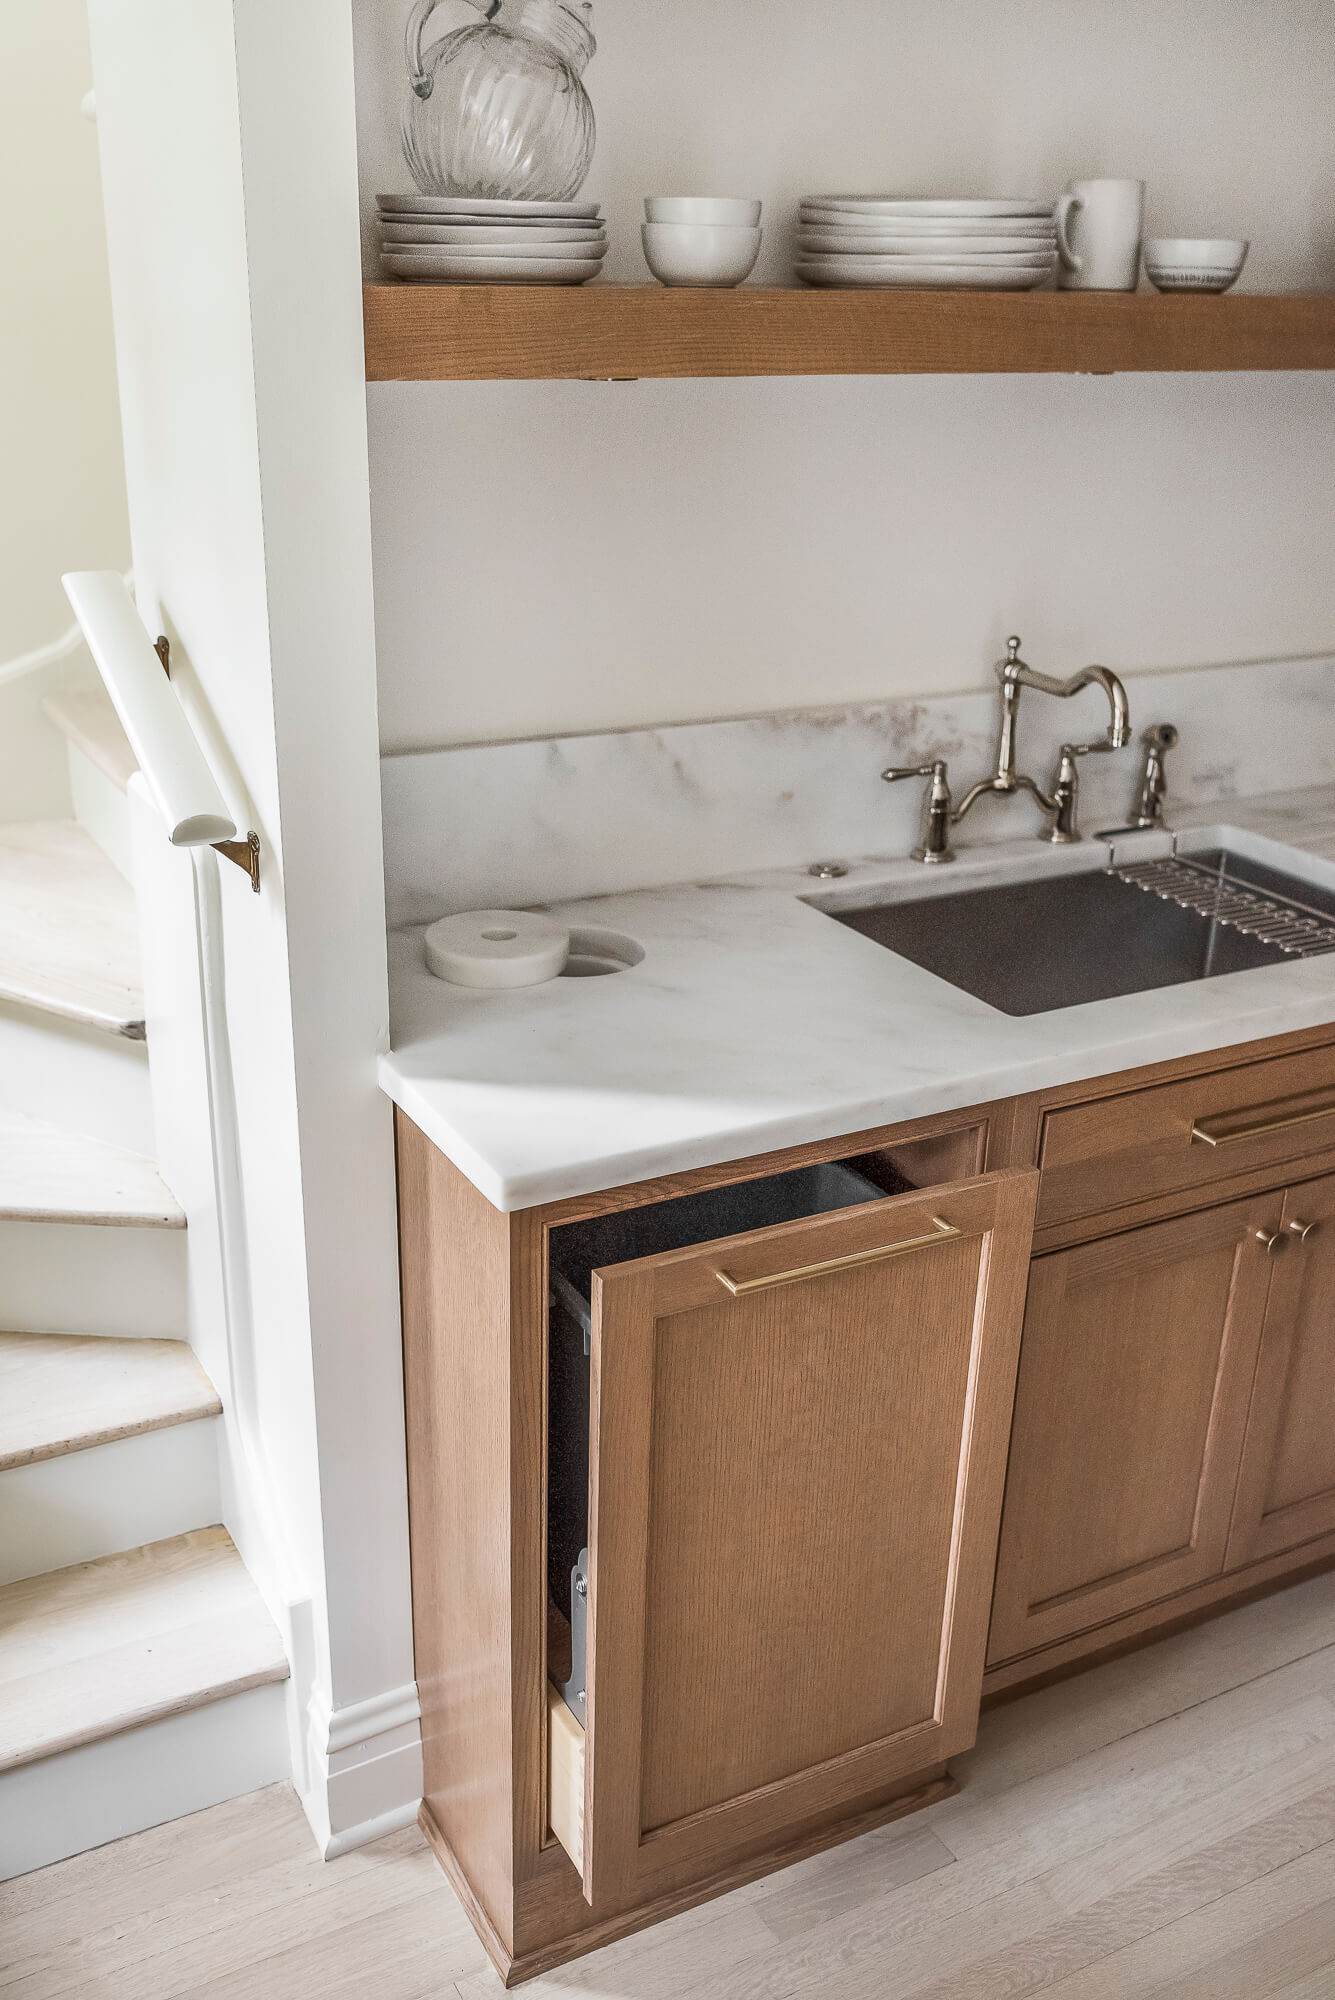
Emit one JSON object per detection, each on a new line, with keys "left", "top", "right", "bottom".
{"left": 381, "top": 652, "right": 1335, "bottom": 927}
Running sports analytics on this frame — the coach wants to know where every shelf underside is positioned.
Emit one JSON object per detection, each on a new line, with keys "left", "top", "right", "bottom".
{"left": 364, "top": 285, "right": 1335, "bottom": 383}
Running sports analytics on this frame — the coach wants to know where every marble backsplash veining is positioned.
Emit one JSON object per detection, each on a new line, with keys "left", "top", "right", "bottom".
{"left": 381, "top": 652, "right": 1335, "bottom": 926}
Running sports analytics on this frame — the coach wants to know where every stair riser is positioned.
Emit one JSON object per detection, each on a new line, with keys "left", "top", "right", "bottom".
{"left": 0, "top": 1220, "right": 187, "bottom": 1338}
{"left": 0, "top": 1680, "right": 289, "bottom": 1881}
{"left": 67, "top": 739, "right": 135, "bottom": 885}
{"left": 0, "top": 1420, "right": 220, "bottom": 1585}
{"left": 0, "top": 999, "right": 153, "bottom": 1156}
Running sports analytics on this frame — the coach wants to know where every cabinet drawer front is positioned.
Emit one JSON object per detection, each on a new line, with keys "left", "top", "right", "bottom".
{"left": 1038, "top": 1043, "right": 1335, "bottom": 1228}
{"left": 577, "top": 1169, "right": 1037, "bottom": 1915}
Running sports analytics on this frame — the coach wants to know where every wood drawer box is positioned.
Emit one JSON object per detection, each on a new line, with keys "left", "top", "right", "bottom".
{"left": 1035, "top": 1041, "right": 1335, "bottom": 1229}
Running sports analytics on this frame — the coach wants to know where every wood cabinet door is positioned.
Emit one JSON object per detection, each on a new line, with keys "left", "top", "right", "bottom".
{"left": 1228, "top": 1173, "right": 1335, "bottom": 1567}
{"left": 579, "top": 1168, "right": 1037, "bottom": 1916}
{"left": 987, "top": 1194, "right": 1279, "bottom": 1667}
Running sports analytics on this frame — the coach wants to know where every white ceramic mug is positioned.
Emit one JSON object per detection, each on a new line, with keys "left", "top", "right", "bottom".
{"left": 1055, "top": 179, "right": 1144, "bottom": 292}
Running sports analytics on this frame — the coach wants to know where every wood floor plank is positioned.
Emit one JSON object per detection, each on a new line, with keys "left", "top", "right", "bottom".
{"left": 937, "top": 1646, "right": 1335, "bottom": 1865}
{"left": 0, "top": 1786, "right": 310, "bottom": 1971}
{"left": 955, "top": 1568, "right": 1335, "bottom": 1807}
{"left": 749, "top": 1826, "right": 957, "bottom": 1944}
{"left": 1042, "top": 1840, "right": 1335, "bottom": 1998}
{"left": 20, "top": 1833, "right": 480, "bottom": 2000}
{"left": 1042, "top": 1728, "right": 1335, "bottom": 1916}
{"left": 1270, "top": 1960, "right": 1335, "bottom": 2000}
{"left": 900, "top": 1788, "right": 1335, "bottom": 2000}
{"left": 1150, "top": 1893, "right": 1335, "bottom": 1999}
{"left": 171, "top": 1881, "right": 492, "bottom": 2000}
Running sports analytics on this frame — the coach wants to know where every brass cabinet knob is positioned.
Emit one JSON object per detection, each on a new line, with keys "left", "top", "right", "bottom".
{"left": 1254, "top": 1228, "right": 1289, "bottom": 1255}
{"left": 1288, "top": 1219, "right": 1320, "bottom": 1242}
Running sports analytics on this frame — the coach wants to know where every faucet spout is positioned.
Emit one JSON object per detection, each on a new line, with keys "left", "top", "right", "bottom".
{"left": 883, "top": 632, "right": 1132, "bottom": 863}
{"left": 1000, "top": 641, "right": 1131, "bottom": 754}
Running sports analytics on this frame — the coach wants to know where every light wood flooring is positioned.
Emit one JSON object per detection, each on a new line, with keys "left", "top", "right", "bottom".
{"left": 5, "top": 1569, "right": 1334, "bottom": 1998}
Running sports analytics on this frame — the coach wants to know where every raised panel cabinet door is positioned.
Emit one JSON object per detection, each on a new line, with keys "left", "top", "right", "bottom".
{"left": 580, "top": 1168, "right": 1038, "bottom": 1916}
{"left": 987, "top": 1194, "right": 1280, "bottom": 1667}
{"left": 1228, "top": 1173, "right": 1335, "bottom": 1567}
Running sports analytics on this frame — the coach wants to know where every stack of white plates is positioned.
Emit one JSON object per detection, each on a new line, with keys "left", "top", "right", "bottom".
{"left": 376, "top": 193, "right": 607, "bottom": 285}
{"left": 796, "top": 197, "right": 1057, "bottom": 290}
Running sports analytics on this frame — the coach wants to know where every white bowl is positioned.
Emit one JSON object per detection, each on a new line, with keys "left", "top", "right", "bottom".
{"left": 644, "top": 196, "right": 762, "bottom": 227}
{"left": 642, "top": 221, "right": 762, "bottom": 287}
{"left": 1144, "top": 237, "right": 1248, "bottom": 293}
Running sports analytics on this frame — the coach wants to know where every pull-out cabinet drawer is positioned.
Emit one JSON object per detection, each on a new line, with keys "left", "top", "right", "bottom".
{"left": 1037, "top": 1041, "right": 1335, "bottom": 1230}
{"left": 547, "top": 1168, "right": 1038, "bottom": 1916}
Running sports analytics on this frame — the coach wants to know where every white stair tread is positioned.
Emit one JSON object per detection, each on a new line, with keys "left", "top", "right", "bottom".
{"left": 0, "top": 1332, "right": 219, "bottom": 1471}
{"left": 0, "top": 1528, "right": 287, "bottom": 1773}
{"left": 42, "top": 691, "right": 138, "bottom": 791}
{"left": 0, "top": 820, "right": 144, "bottom": 1037}
{"left": 0, "top": 1109, "right": 184, "bottom": 1227}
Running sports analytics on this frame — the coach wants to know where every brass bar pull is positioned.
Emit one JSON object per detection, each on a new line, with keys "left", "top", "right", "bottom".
{"left": 715, "top": 1216, "right": 961, "bottom": 1297}
{"left": 1191, "top": 1098, "right": 1335, "bottom": 1148}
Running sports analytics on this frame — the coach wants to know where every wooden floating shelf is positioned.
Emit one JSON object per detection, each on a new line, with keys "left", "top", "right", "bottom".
{"left": 364, "top": 284, "right": 1335, "bottom": 383}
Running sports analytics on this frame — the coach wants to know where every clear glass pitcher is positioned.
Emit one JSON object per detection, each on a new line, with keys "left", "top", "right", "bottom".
{"left": 402, "top": 0, "right": 597, "bottom": 202}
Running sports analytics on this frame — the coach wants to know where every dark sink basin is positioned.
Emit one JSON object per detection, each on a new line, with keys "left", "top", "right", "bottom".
{"left": 823, "top": 847, "right": 1335, "bottom": 1016}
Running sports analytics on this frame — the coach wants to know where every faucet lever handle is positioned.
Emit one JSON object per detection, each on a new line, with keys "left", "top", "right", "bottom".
{"left": 882, "top": 759, "right": 947, "bottom": 784}
{"left": 882, "top": 760, "right": 955, "bottom": 865}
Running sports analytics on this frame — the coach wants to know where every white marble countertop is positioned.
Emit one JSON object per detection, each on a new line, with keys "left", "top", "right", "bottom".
{"left": 379, "top": 784, "right": 1335, "bottom": 1212}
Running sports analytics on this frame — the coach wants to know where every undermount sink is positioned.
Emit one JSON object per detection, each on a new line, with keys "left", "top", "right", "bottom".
{"left": 823, "top": 845, "right": 1335, "bottom": 1016}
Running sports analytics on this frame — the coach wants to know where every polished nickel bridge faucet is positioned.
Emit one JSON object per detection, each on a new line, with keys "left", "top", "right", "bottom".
{"left": 884, "top": 635, "right": 1133, "bottom": 863}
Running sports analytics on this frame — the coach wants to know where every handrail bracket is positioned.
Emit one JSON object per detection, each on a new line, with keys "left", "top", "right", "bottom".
{"left": 156, "top": 634, "right": 261, "bottom": 893}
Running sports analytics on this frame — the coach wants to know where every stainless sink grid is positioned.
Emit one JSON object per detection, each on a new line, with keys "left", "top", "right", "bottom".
{"left": 1113, "top": 854, "right": 1335, "bottom": 959}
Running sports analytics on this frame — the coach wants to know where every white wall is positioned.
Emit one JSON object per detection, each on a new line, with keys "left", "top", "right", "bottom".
{"left": 88, "top": 0, "right": 416, "bottom": 1852}
{"left": 354, "top": 0, "right": 1335, "bottom": 750}
{"left": 0, "top": 1, "right": 130, "bottom": 820}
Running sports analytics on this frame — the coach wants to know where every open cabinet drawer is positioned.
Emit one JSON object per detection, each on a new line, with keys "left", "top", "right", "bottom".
{"left": 546, "top": 1167, "right": 1038, "bottom": 1917}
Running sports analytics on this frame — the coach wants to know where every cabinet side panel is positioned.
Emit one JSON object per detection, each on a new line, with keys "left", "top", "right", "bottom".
{"left": 396, "top": 1110, "right": 517, "bottom": 1950}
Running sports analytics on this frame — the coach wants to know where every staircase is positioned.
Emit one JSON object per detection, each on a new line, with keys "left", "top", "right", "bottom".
{"left": 0, "top": 692, "right": 289, "bottom": 1880}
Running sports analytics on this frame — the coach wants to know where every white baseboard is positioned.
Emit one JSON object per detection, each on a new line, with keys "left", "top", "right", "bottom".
{"left": 300, "top": 1679, "right": 423, "bottom": 1857}
{"left": 322, "top": 1795, "right": 422, "bottom": 1859}
{"left": 0, "top": 1680, "right": 289, "bottom": 1882}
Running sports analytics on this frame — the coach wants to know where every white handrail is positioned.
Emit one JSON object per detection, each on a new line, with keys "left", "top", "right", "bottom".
{"left": 0, "top": 569, "right": 130, "bottom": 688}
{"left": 61, "top": 571, "right": 236, "bottom": 847}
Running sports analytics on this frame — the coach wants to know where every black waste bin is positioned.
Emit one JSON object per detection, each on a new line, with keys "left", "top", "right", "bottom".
{"left": 546, "top": 1159, "right": 898, "bottom": 1619}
